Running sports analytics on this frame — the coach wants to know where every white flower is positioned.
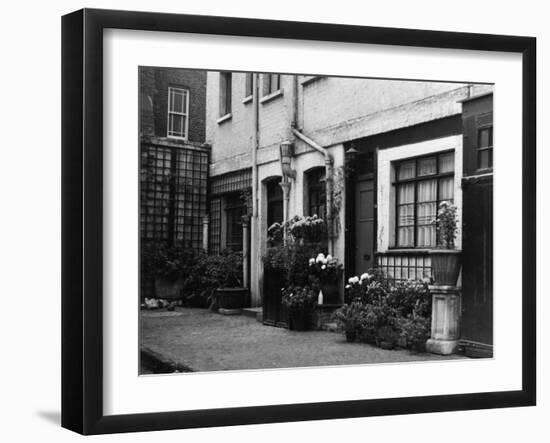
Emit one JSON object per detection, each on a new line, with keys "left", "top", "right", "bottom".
{"left": 321, "top": 265, "right": 326, "bottom": 270}
{"left": 316, "top": 253, "right": 325, "bottom": 263}
{"left": 309, "top": 258, "right": 315, "bottom": 265}
{"left": 348, "top": 276, "right": 360, "bottom": 284}
{"left": 322, "top": 258, "right": 328, "bottom": 264}
{"left": 326, "top": 254, "right": 333, "bottom": 261}
{"left": 345, "top": 284, "right": 351, "bottom": 289}
{"left": 360, "top": 273, "right": 371, "bottom": 281}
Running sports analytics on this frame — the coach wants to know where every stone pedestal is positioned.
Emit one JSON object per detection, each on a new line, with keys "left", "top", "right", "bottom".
{"left": 426, "top": 285, "right": 461, "bottom": 355}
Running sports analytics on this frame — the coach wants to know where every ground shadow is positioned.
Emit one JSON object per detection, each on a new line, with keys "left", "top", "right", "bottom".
{"left": 36, "top": 410, "right": 61, "bottom": 426}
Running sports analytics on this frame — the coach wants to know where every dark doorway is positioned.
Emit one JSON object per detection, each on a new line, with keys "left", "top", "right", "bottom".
{"left": 354, "top": 178, "right": 375, "bottom": 275}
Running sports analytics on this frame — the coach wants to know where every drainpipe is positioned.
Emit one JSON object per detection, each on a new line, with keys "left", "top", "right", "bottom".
{"left": 291, "top": 128, "right": 334, "bottom": 256}
{"left": 252, "top": 73, "right": 259, "bottom": 218}
{"left": 251, "top": 73, "right": 260, "bottom": 306}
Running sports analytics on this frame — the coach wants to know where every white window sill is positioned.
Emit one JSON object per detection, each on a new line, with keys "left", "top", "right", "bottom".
{"left": 217, "top": 113, "right": 233, "bottom": 124}
{"left": 167, "top": 135, "right": 188, "bottom": 141}
{"left": 260, "top": 89, "right": 284, "bottom": 104}
{"left": 242, "top": 95, "right": 253, "bottom": 104}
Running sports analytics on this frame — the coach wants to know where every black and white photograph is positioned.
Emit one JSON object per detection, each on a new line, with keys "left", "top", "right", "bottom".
{"left": 138, "top": 68, "right": 494, "bottom": 374}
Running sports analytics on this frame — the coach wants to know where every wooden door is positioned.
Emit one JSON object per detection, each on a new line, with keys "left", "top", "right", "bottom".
{"left": 354, "top": 179, "right": 375, "bottom": 275}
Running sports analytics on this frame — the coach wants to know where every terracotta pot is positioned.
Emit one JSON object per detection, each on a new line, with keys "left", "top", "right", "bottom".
{"left": 215, "top": 287, "right": 249, "bottom": 309}
{"left": 429, "top": 249, "right": 461, "bottom": 286}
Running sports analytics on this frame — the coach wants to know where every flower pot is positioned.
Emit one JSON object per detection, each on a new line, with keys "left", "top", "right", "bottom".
{"left": 429, "top": 249, "right": 461, "bottom": 286}
{"left": 215, "top": 287, "right": 249, "bottom": 310}
{"left": 154, "top": 276, "right": 184, "bottom": 300}
{"left": 345, "top": 328, "right": 357, "bottom": 342}
{"left": 289, "top": 311, "right": 310, "bottom": 331}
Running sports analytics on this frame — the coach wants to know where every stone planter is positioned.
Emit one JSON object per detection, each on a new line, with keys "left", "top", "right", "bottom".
{"left": 429, "top": 249, "right": 461, "bottom": 286}
{"left": 426, "top": 285, "right": 461, "bottom": 355}
{"left": 154, "top": 276, "right": 184, "bottom": 300}
{"left": 215, "top": 287, "right": 248, "bottom": 310}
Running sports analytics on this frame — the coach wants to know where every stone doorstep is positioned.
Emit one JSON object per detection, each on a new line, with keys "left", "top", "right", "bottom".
{"left": 218, "top": 308, "right": 242, "bottom": 316}
{"left": 241, "top": 307, "right": 263, "bottom": 322}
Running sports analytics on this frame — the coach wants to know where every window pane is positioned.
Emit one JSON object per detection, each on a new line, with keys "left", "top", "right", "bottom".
{"left": 168, "top": 114, "right": 184, "bottom": 137}
{"left": 398, "top": 161, "right": 415, "bottom": 180}
{"left": 479, "top": 128, "right": 491, "bottom": 148}
{"left": 417, "top": 179, "right": 437, "bottom": 202}
{"left": 398, "top": 183, "right": 414, "bottom": 204}
{"left": 416, "top": 202, "right": 436, "bottom": 225}
{"left": 245, "top": 73, "right": 253, "bottom": 97}
{"left": 417, "top": 225, "right": 436, "bottom": 247}
{"left": 417, "top": 157, "right": 436, "bottom": 176}
{"left": 398, "top": 204, "right": 414, "bottom": 227}
{"left": 439, "top": 152, "right": 455, "bottom": 173}
{"left": 398, "top": 227, "right": 414, "bottom": 247}
{"left": 439, "top": 177, "right": 454, "bottom": 201}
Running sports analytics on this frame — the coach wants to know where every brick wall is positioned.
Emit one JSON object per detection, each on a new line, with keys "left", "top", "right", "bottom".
{"left": 139, "top": 67, "right": 206, "bottom": 143}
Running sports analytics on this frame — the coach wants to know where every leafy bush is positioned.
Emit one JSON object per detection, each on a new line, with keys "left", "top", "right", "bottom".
{"left": 332, "top": 301, "right": 365, "bottom": 333}
{"left": 343, "top": 271, "right": 432, "bottom": 351}
{"left": 281, "top": 286, "right": 317, "bottom": 312}
{"left": 436, "top": 201, "right": 458, "bottom": 248}
{"left": 181, "top": 250, "right": 243, "bottom": 307}
{"left": 141, "top": 241, "right": 196, "bottom": 280}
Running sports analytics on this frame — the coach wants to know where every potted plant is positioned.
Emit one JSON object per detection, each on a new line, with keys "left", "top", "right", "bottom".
{"left": 430, "top": 201, "right": 461, "bottom": 286}
{"left": 281, "top": 286, "right": 317, "bottom": 331}
{"left": 211, "top": 250, "right": 248, "bottom": 310}
{"left": 141, "top": 242, "right": 195, "bottom": 301}
{"left": 308, "top": 253, "right": 343, "bottom": 304}
{"left": 332, "top": 301, "right": 365, "bottom": 342}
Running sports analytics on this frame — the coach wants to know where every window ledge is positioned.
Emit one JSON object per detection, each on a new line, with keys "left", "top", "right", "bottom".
{"left": 260, "top": 89, "right": 284, "bottom": 104}
{"left": 217, "top": 113, "right": 233, "bottom": 124}
{"left": 242, "top": 95, "right": 253, "bottom": 105}
{"left": 301, "top": 76, "right": 324, "bottom": 86}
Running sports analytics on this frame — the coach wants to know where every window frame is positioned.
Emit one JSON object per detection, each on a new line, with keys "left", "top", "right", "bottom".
{"left": 166, "top": 86, "right": 189, "bottom": 140}
{"left": 219, "top": 72, "right": 232, "bottom": 118}
{"left": 392, "top": 150, "right": 455, "bottom": 249}
{"left": 477, "top": 125, "right": 493, "bottom": 171}
{"left": 244, "top": 72, "right": 254, "bottom": 101}
{"left": 304, "top": 167, "right": 327, "bottom": 218}
{"left": 262, "top": 73, "right": 281, "bottom": 97}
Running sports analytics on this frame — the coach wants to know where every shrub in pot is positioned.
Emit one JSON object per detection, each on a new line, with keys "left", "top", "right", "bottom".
{"left": 430, "top": 201, "right": 461, "bottom": 286}
{"left": 209, "top": 250, "right": 248, "bottom": 310}
{"left": 281, "top": 286, "right": 317, "bottom": 331}
{"left": 141, "top": 242, "right": 196, "bottom": 301}
{"left": 332, "top": 301, "right": 365, "bottom": 342}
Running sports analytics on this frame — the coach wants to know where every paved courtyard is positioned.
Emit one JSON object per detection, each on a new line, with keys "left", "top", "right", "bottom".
{"left": 140, "top": 307, "right": 464, "bottom": 373}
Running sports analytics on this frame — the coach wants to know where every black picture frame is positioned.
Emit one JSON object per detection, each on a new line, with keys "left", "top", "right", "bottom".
{"left": 61, "top": 8, "right": 536, "bottom": 435}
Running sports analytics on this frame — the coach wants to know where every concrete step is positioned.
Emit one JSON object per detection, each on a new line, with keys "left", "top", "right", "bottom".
{"left": 241, "top": 307, "right": 263, "bottom": 322}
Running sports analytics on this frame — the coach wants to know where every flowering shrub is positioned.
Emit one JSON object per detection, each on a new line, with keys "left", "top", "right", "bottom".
{"left": 308, "top": 252, "right": 343, "bottom": 285}
{"left": 436, "top": 201, "right": 458, "bottom": 248}
{"left": 287, "top": 214, "right": 327, "bottom": 243}
{"left": 281, "top": 286, "right": 317, "bottom": 312}
{"left": 339, "top": 271, "right": 432, "bottom": 351}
